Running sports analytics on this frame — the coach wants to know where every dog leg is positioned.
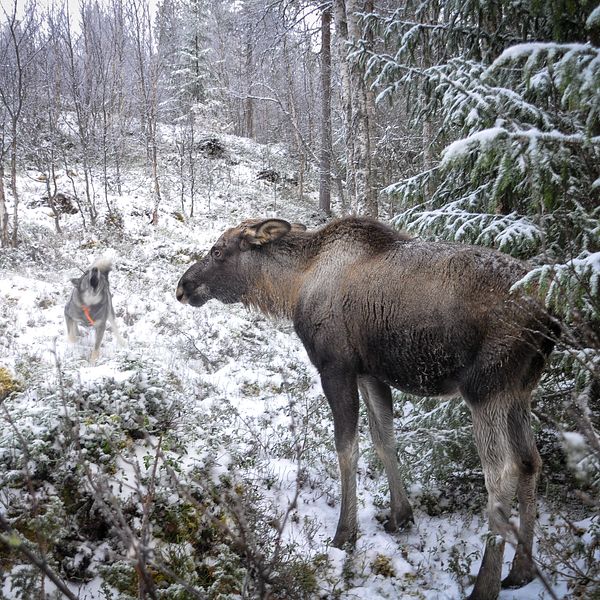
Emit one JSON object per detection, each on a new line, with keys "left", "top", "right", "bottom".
{"left": 91, "top": 322, "right": 107, "bottom": 364}
{"left": 110, "top": 314, "right": 126, "bottom": 347}
{"left": 65, "top": 315, "right": 79, "bottom": 343}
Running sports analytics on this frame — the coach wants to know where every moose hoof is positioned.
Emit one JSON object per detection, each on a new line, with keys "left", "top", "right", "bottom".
{"left": 502, "top": 551, "right": 536, "bottom": 589}
{"left": 332, "top": 528, "right": 357, "bottom": 549}
{"left": 501, "top": 569, "right": 536, "bottom": 589}
{"left": 384, "top": 509, "right": 414, "bottom": 533}
{"left": 466, "top": 591, "right": 498, "bottom": 600}
{"left": 466, "top": 581, "right": 501, "bottom": 600}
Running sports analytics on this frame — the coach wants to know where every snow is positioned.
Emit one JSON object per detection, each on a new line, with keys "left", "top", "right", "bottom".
{"left": 441, "top": 125, "right": 600, "bottom": 167}
{"left": 586, "top": 6, "right": 600, "bottom": 28}
{"left": 441, "top": 127, "right": 507, "bottom": 164}
{"left": 493, "top": 42, "right": 593, "bottom": 66}
{"left": 0, "top": 130, "right": 593, "bottom": 599}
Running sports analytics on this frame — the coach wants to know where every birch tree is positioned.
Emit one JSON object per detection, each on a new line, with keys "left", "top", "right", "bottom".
{"left": 60, "top": 5, "right": 99, "bottom": 225}
{"left": 0, "top": 0, "right": 39, "bottom": 245}
{"left": 128, "top": 0, "right": 163, "bottom": 222}
{"left": 0, "top": 115, "right": 8, "bottom": 246}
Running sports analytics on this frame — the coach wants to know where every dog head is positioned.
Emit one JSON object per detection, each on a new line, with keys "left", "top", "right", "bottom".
{"left": 71, "top": 259, "right": 112, "bottom": 306}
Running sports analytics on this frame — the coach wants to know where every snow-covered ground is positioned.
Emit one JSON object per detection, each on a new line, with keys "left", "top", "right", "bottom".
{"left": 0, "top": 133, "right": 590, "bottom": 598}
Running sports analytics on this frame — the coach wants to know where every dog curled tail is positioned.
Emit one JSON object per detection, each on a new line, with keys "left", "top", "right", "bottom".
{"left": 91, "top": 256, "right": 114, "bottom": 273}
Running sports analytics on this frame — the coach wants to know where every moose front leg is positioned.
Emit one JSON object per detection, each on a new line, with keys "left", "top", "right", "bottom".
{"left": 320, "top": 367, "right": 360, "bottom": 548}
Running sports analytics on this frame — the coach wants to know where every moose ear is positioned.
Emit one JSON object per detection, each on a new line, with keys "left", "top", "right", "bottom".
{"left": 242, "top": 219, "right": 292, "bottom": 247}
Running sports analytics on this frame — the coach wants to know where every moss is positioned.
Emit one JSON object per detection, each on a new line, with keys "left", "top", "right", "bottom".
{"left": 0, "top": 532, "right": 22, "bottom": 573}
{"left": 0, "top": 367, "right": 21, "bottom": 401}
{"left": 371, "top": 553, "right": 396, "bottom": 578}
{"left": 99, "top": 561, "right": 138, "bottom": 598}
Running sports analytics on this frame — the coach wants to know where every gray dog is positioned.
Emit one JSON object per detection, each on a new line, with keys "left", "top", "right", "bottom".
{"left": 65, "top": 257, "right": 124, "bottom": 363}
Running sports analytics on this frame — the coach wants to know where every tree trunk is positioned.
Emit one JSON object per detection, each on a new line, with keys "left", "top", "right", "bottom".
{"left": 244, "top": 36, "right": 254, "bottom": 138}
{"left": 150, "top": 121, "right": 162, "bottom": 221}
{"left": 188, "top": 115, "right": 196, "bottom": 218}
{"left": 364, "top": 0, "right": 378, "bottom": 217}
{"left": 333, "top": 0, "right": 378, "bottom": 217}
{"left": 346, "top": 0, "right": 377, "bottom": 217}
{"left": 319, "top": 7, "right": 332, "bottom": 215}
{"left": 0, "top": 162, "right": 9, "bottom": 247}
{"left": 282, "top": 38, "right": 306, "bottom": 203}
{"left": 10, "top": 123, "right": 19, "bottom": 246}
{"left": 332, "top": 0, "right": 353, "bottom": 214}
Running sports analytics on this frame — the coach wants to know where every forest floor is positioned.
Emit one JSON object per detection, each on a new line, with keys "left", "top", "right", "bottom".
{"left": 0, "top": 131, "right": 594, "bottom": 599}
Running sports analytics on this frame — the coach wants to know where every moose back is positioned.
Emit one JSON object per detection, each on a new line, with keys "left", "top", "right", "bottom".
{"left": 176, "top": 216, "right": 557, "bottom": 600}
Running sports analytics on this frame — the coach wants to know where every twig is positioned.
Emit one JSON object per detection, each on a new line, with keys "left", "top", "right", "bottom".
{"left": 0, "top": 514, "right": 79, "bottom": 600}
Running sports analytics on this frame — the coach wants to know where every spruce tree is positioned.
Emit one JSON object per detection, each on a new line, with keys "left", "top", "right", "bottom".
{"left": 363, "top": 2, "right": 599, "bottom": 588}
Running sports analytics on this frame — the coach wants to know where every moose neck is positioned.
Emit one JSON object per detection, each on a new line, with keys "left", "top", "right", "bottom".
{"left": 242, "top": 233, "right": 312, "bottom": 320}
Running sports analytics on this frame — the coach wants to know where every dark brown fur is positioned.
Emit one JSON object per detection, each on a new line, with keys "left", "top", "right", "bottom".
{"left": 177, "top": 216, "right": 558, "bottom": 600}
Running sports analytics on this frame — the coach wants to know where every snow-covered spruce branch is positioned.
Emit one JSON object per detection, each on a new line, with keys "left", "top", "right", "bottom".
{"left": 491, "top": 41, "right": 599, "bottom": 69}
{"left": 367, "top": 9, "right": 524, "bottom": 52}
{"left": 371, "top": 56, "right": 551, "bottom": 127}
{"left": 391, "top": 198, "right": 543, "bottom": 252}
{"left": 442, "top": 127, "right": 600, "bottom": 166}
{"left": 514, "top": 252, "right": 600, "bottom": 317}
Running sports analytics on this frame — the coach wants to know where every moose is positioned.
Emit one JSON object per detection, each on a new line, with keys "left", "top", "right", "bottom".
{"left": 176, "top": 216, "right": 557, "bottom": 600}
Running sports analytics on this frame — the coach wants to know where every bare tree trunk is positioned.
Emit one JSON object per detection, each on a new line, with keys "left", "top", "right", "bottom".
{"left": 346, "top": 0, "right": 377, "bottom": 217}
{"left": 418, "top": 3, "right": 440, "bottom": 201}
{"left": 177, "top": 136, "right": 186, "bottom": 214}
{"left": 63, "top": 8, "right": 97, "bottom": 225}
{"left": 102, "top": 106, "right": 113, "bottom": 215}
{"left": 363, "top": 0, "right": 378, "bottom": 217}
{"left": 0, "top": 0, "right": 36, "bottom": 246}
{"left": 10, "top": 122, "right": 18, "bottom": 245}
{"left": 0, "top": 161, "right": 8, "bottom": 246}
{"left": 188, "top": 116, "right": 196, "bottom": 218}
{"left": 282, "top": 38, "right": 305, "bottom": 202}
{"left": 244, "top": 36, "right": 254, "bottom": 138}
{"left": 421, "top": 21, "right": 434, "bottom": 173}
{"left": 129, "top": 0, "right": 162, "bottom": 222}
{"left": 319, "top": 6, "right": 332, "bottom": 216}
{"left": 149, "top": 62, "right": 162, "bottom": 220}
{"left": 151, "top": 130, "right": 162, "bottom": 219}
{"left": 111, "top": 0, "right": 126, "bottom": 197}
{"left": 44, "top": 169, "right": 62, "bottom": 235}
{"left": 64, "top": 156, "right": 87, "bottom": 230}
{"left": 332, "top": 0, "right": 354, "bottom": 214}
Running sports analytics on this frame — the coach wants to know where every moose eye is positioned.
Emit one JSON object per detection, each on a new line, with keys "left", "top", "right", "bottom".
{"left": 212, "top": 248, "right": 223, "bottom": 259}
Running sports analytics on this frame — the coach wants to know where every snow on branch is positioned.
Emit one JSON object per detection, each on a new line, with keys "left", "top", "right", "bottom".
{"left": 393, "top": 200, "right": 543, "bottom": 254}
{"left": 515, "top": 251, "right": 600, "bottom": 318}
{"left": 441, "top": 126, "right": 600, "bottom": 166}
{"left": 492, "top": 42, "right": 597, "bottom": 68}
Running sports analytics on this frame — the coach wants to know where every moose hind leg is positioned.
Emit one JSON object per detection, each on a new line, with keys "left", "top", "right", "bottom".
{"left": 502, "top": 401, "right": 541, "bottom": 589}
{"left": 321, "top": 367, "right": 360, "bottom": 548}
{"left": 468, "top": 399, "right": 520, "bottom": 600}
{"left": 358, "top": 376, "right": 413, "bottom": 531}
